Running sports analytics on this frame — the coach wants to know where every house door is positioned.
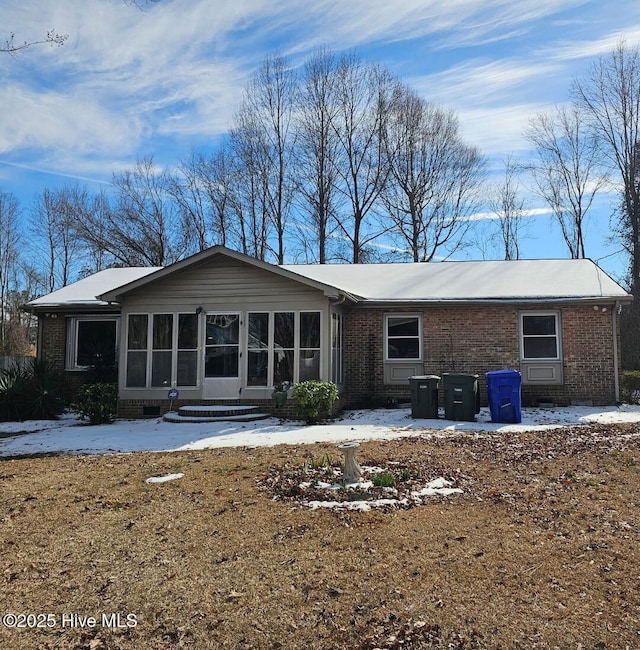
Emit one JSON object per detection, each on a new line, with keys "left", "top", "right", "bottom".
{"left": 203, "top": 313, "right": 242, "bottom": 398}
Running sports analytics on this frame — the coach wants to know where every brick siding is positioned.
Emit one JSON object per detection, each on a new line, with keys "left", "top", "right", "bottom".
{"left": 344, "top": 303, "right": 621, "bottom": 408}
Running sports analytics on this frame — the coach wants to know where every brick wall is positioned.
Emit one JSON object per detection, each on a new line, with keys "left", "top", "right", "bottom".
{"left": 38, "top": 314, "right": 66, "bottom": 372}
{"left": 344, "top": 303, "right": 621, "bottom": 408}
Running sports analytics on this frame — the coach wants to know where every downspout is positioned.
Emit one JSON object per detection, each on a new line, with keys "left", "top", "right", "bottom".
{"left": 612, "top": 301, "right": 621, "bottom": 403}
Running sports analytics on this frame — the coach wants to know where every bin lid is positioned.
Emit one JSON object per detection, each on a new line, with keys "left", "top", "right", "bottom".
{"left": 485, "top": 369, "right": 521, "bottom": 378}
{"left": 409, "top": 375, "right": 441, "bottom": 380}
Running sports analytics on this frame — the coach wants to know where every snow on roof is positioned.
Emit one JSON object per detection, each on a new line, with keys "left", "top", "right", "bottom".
{"left": 281, "top": 259, "right": 630, "bottom": 302}
{"left": 26, "top": 255, "right": 630, "bottom": 310}
{"left": 25, "top": 267, "right": 161, "bottom": 309}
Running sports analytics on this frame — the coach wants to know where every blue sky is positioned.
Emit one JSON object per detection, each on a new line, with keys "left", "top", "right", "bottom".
{"left": 1, "top": 0, "right": 640, "bottom": 281}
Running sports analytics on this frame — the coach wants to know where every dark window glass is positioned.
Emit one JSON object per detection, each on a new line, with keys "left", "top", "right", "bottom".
{"left": 126, "top": 350, "right": 147, "bottom": 387}
{"left": 77, "top": 320, "right": 116, "bottom": 367}
{"left": 206, "top": 314, "right": 239, "bottom": 345}
{"left": 177, "top": 351, "right": 197, "bottom": 386}
{"left": 178, "top": 314, "right": 198, "bottom": 349}
{"left": 247, "top": 351, "right": 269, "bottom": 386}
{"left": 523, "top": 337, "right": 558, "bottom": 359}
{"left": 153, "top": 314, "right": 173, "bottom": 350}
{"left": 274, "top": 312, "right": 294, "bottom": 348}
{"left": 205, "top": 346, "right": 238, "bottom": 377}
{"left": 387, "top": 338, "right": 420, "bottom": 359}
{"left": 151, "top": 351, "right": 172, "bottom": 387}
{"left": 300, "top": 312, "right": 320, "bottom": 348}
{"left": 128, "top": 314, "right": 148, "bottom": 350}
{"left": 522, "top": 315, "right": 556, "bottom": 336}
{"left": 249, "top": 313, "right": 269, "bottom": 349}
{"left": 387, "top": 317, "right": 419, "bottom": 337}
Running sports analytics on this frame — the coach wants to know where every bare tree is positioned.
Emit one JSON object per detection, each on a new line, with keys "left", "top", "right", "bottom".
{"left": 98, "top": 158, "right": 186, "bottom": 266}
{"left": 330, "top": 54, "right": 394, "bottom": 263}
{"left": 294, "top": 49, "right": 343, "bottom": 263}
{"left": 31, "top": 187, "right": 85, "bottom": 291}
{"left": 572, "top": 41, "right": 640, "bottom": 281}
{"left": 381, "top": 85, "right": 485, "bottom": 262}
{"left": 486, "top": 156, "right": 529, "bottom": 260}
{"left": 525, "top": 104, "right": 607, "bottom": 259}
{"left": 233, "top": 53, "right": 297, "bottom": 264}
{"left": 1, "top": 30, "right": 67, "bottom": 54}
{"left": 0, "top": 192, "right": 21, "bottom": 352}
{"left": 571, "top": 41, "right": 640, "bottom": 368}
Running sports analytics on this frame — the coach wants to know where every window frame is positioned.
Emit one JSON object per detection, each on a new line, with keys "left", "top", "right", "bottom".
{"left": 125, "top": 312, "right": 202, "bottom": 389}
{"left": 66, "top": 315, "right": 119, "bottom": 371}
{"left": 519, "top": 311, "right": 562, "bottom": 361}
{"left": 244, "top": 310, "right": 322, "bottom": 387}
{"left": 384, "top": 313, "right": 423, "bottom": 362}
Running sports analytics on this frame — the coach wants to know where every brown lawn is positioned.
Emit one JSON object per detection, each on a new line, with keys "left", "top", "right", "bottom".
{"left": 1, "top": 422, "right": 640, "bottom": 649}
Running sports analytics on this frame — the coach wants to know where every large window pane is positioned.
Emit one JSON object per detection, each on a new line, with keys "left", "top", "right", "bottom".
{"left": 77, "top": 320, "right": 116, "bottom": 367}
{"left": 522, "top": 315, "right": 556, "bottom": 336}
{"left": 178, "top": 314, "right": 198, "bottom": 349}
{"left": 205, "top": 346, "right": 238, "bottom": 377}
{"left": 128, "top": 314, "right": 148, "bottom": 350}
{"left": 247, "top": 351, "right": 269, "bottom": 386}
{"left": 521, "top": 313, "right": 560, "bottom": 359}
{"left": 249, "top": 313, "right": 269, "bottom": 349}
{"left": 387, "top": 317, "right": 419, "bottom": 337}
{"left": 177, "top": 351, "right": 197, "bottom": 386}
{"left": 386, "top": 315, "right": 421, "bottom": 360}
{"left": 274, "top": 349, "right": 294, "bottom": 384}
{"left": 151, "top": 351, "right": 172, "bottom": 387}
{"left": 300, "top": 312, "right": 320, "bottom": 348}
{"left": 275, "top": 312, "right": 294, "bottom": 348}
{"left": 523, "top": 337, "right": 558, "bottom": 359}
{"left": 153, "top": 314, "right": 173, "bottom": 349}
{"left": 299, "top": 350, "right": 320, "bottom": 381}
{"left": 388, "top": 338, "right": 420, "bottom": 359}
{"left": 126, "top": 350, "right": 147, "bottom": 387}
{"left": 206, "top": 314, "right": 239, "bottom": 344}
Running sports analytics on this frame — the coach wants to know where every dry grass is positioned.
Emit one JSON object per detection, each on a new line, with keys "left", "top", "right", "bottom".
{"left": 2, "top": 422, "right": 640, "bottom": 649}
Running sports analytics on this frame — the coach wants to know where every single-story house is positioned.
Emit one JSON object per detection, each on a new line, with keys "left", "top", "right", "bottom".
{"left": 25, "top": 246, "right": 632, "bottom": 417}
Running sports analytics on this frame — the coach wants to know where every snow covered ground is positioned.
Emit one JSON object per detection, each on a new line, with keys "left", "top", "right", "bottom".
{"left": 2, "top": 404, "right": 640, "bottom": 458}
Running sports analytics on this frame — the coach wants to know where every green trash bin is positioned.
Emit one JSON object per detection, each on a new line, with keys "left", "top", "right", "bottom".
{"left": 409, "top": 375, "right": 440, "bottom": 419}
{"left": 442, "top": 373, "right": 480, "bottom": 422}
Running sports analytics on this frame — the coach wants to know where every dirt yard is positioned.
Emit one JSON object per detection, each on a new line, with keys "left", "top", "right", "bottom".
{"left": 1, "top": 422, "right": 639, "bottom": 649}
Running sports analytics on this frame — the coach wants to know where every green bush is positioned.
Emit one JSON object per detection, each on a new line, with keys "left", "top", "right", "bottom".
{"left": 621, "top": 370, "right": 640, "bottom": 404}
{"left": 72, "top": 383, "right": 118, "bottom": 424}
{"left": 0, "top": 359, "right": 68, "bottom": 422}
{"left": 292, "top": 380, "right": 339, "bottom": 424}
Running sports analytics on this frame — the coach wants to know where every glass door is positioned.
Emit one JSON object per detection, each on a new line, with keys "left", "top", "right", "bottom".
{"left": 203, "top": 313, "right": 242, "bottom": 398}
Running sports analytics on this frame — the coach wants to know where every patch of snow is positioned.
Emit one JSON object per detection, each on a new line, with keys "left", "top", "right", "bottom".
{"left": 1, "top": 404, "right": 640, "bottom": 458}
{"left": 145, "top": 473, "right": 184, "bottom": 484}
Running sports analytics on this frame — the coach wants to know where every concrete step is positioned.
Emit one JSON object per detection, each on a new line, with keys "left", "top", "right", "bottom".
{"left": 163, "top": 404, "right": 272, "bottom": 423}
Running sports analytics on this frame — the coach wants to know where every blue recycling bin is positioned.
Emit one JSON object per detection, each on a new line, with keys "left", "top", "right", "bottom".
{"left": 485, "top": 370, "right": 522, "bottom": 423}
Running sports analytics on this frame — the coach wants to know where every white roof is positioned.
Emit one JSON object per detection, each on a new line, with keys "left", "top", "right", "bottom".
{"left": 26, "top": 268, "right": 161, "bottom": 309}
{"left": 282, "top": 259, "right": 630, "bottom": 302}
{"left": 26, "top": 254, "right": 630, "bottom": 310}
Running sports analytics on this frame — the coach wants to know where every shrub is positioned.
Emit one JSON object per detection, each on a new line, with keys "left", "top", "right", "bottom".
{"left": 292, "top": 380, "right": 339, "bottom": 424}
{"left": 372, "top": 471, "right": 396, "bottom": 488}
{"left": 621, "top": 370, "right": 640, "bottom": 404}
{"left": 72, "top": 383, "right": 118, "bottom": 424}
{"left": 0, "top": 359, "right": 69, "bottom": 422}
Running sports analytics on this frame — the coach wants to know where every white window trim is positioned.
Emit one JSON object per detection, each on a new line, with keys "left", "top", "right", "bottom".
{"left": 245, "top": 310, "right": 322, "bottom": 387}
{"left": 125, "top": 312, "right": 201, "bottom": 389}
{"left": 519, "top": 311, "right": 562, "bottom": 361}
{"left": 384, "top": 313, "right": 423, "bottom": 362}
{"left": 66, "top": 315, "right": 119, "bottom": 371}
